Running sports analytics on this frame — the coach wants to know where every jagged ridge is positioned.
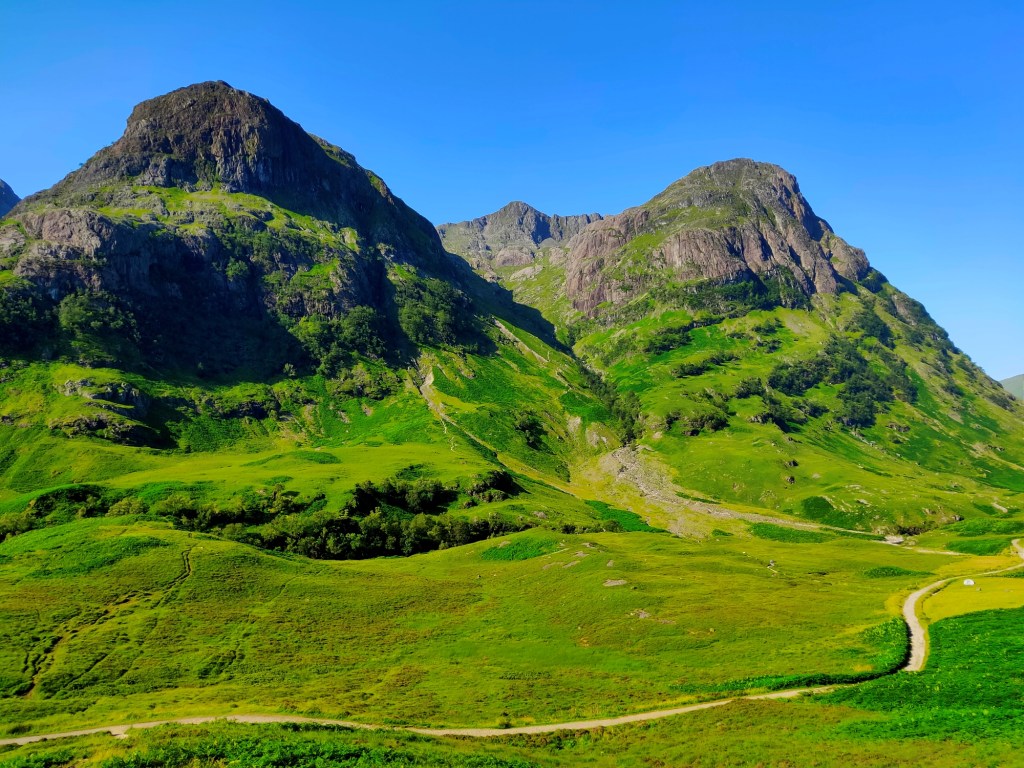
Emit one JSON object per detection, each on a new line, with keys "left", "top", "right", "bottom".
{"left": 438, "top": 201, "right": 601, "bottom": 268}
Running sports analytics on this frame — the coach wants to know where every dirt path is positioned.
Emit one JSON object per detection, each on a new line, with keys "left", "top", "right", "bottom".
{"left": 0, "top": 688, "right": 832, "bottom": 747}
{"left": 4, "top": 539, "right": 1021, "bottom": 747}
{"left": 902, "top": 538, "right": 1024, "bottom": 672}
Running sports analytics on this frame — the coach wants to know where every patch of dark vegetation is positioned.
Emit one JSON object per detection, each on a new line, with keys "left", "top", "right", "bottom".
{"left": 673, "top": 350, "right": 737, "bottom": 377}
{"left": 846, "top": 305, "right": 893, "bottom": 348}
{"left": 652, "top": 268, "right": 811, "bottom": 316}
{"left": 733, "top": 377, "right": 766, "bottom": 399}
{"left": 864, "top": 566, "right": 931, "bottom": 579}
{"left": 511, "top": 411, "right": 546, "bottom": 449}
{"left": 0, "top": 469, "right": 535, "bottom": 561}
{"left": 667, "top": 402, "right": 730, "bottom": 435}
{"left": 578, "top": 364, "right": 642, "bottom": 442}
{"left": 584, "top": 500, "right": 663, "bottom": 532}
{"left": 0, "top": 484, "right": 119, "bottom": 540}
{"left": 748, "top": 522, "right": 832, "bottom": 543}
{"left": 767, "top": 337, "right": 915, "bottom": 428}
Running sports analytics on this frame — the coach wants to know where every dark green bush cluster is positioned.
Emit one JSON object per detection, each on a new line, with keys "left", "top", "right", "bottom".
{"left": 0, "top": 285, "right": 143, "bottom": 367}
{"left": 668, "top": 404, "right": 729, "bottom": 435}
{"left": 0, "top": 282, "right": 53, "bottom": 353}
{"left": 651, "top": 269, "right": 810, "bottom": 315}
{"left": 847, "top": 306, "right": 893, "bottom": 347}
{"left": 748, "top": 395, "right": 817, "bottom": 432}
{"left": 293, "top": 306, "right": 389, "bottom": 376}
{"left": 511, "top": 410, "right": 546, "bottom": 449}
{"left": 0, "top": 484, "right": 116, "bottom": 541}
{"left": 673, "top": 350, "right": 737, "bottom": 377}
{"left": 752, "top": 317, "right": 783, "bottom": 335}
{"left": 579, "top": 364, "right": 643, "bottom": 442}
{"left": 396, "top": 276, "right": 475, "bottom": 348}
{"left": 767, "top": 338, "right": 914, "bottom": 428}
{"left": 156, "top": 469, "right": 526, "bottom": 559}
{"left": 734, "top": 377, "right": 766, "bottom": 398}
{"left": 257, "top": 506, "right": 531, "bottom": 559}
{"left": 645, "top": 325, "right": 691, "bottom": 354}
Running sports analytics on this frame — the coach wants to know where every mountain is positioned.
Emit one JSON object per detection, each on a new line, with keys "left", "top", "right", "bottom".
{"left": 438, "top": 201, "right": 601, "bottom": 271}
{"left": 0, "top": 81, "right": 474, "bottom": 378}
{"left": 443, "top": 160, "right": 1024, "bottom": 530}
{"left": 1003, "top": 374, "right": 1024, "bottom": 399}
{"left": 443, "top": 160, "right": 873, "bottom": 324}
{"left": 3, "top": 84, "right": 1024, "bottom": 762}
{"left": 0, "top": 179, "right": 18, "bottom": 217}
{"left": 0, "top": 82, "right": 617, "bottom": 546}
{"left": 0, "top": 84, "right": 1022, "bottom": 544}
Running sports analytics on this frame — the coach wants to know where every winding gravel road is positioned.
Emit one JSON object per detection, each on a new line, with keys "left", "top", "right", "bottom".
{"left": 2, "top": 539, "right": 1021, "bottom": 747}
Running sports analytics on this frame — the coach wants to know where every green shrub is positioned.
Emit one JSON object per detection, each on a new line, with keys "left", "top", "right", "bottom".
{"left": 749, "top": 522, "right": 832, "bottom": 543}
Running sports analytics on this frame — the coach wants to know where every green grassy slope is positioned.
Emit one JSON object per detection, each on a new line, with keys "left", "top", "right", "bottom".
{"left": 441, "top": 167, "right": 1024, "bottom": 534}
{"left": 571, "top": 295, "right": 1024, "bottom": 531}
{"left": 0, "top": 515, "right": 979, "bottom": 733}
{"left": 4, "top": 600, "right": 1024, "bottom": 767}
{"left": 1002, "top": 373, "right": 1024, "bottom": 399}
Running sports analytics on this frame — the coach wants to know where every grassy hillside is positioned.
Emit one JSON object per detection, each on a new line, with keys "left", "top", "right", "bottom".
{"left": 573, "top": 294, "right": 1024, "bottom": 531}
{"left": 1, "top": 514, "right": 991, "bottom": 734}
{"left": 0, "top": 315, "right": 628, "bottom": 556}
{"left": 3, "top": 565, "right": 1024, "bottom": 766}
{"left": 1002, "top": 373, "right": 1024, "bottom": 399}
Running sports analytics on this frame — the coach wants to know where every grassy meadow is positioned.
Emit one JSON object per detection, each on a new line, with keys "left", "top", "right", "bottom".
{"left": 3, "top": 603, "right": 1024, "bottom": 767}
{"left": 0, "top": 514, "right": 995, "bottom": 737}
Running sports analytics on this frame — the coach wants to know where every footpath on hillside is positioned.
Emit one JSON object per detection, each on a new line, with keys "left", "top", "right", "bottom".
{"left": 2, "top": 540, "right": 1020, "bottom": 747}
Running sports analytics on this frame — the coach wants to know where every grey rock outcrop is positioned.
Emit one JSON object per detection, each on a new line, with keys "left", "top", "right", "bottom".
{"left": 24, "top": 81, "right": 448, "bottom": 274}
{"left": 438, "top": 201, "right": 602, "bottom": 267}
{"left": 0, "top": 179, "right": 19, "bottom": 217}
{"left": 0, "top": 81, "right": 471, "bottom": 374}
{"left": 561, "top": 159, "right": 871, "bottom": 315}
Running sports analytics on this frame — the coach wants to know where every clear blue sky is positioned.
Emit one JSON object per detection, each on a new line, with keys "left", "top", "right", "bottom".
{"left": 1, "top": 1, "right": 1021, "bottom": 378}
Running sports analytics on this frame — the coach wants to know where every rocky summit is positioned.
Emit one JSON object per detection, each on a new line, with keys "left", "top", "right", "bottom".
{"left": 0, "top": 82, "right": 474, "bottom": 377}
{"left": 442, "top": 159, "right": 872, "bottom": 318}
{"left": 438, "top": 201, "right": 602, "bottom": 269}
{"left": 0, "top": 179, "right": 18, "bottom": 217}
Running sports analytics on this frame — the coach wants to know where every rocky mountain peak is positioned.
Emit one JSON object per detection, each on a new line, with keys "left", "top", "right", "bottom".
{"left": 28, "top": 81, "right": 433, "bottom": 240}
{"left": 652, "top": 158, "right": 827, "bottom": 240}
{"left": 0, "top": 178, "right": 19, "bottom": 217}
{"left": 438, "top": 202, "right": 602, "bottom": 268}
{"left": 0, "top": 83, "right": 469, "bottom": 377}
{"left": 560, "top": 159, "right": 872, "bottom": 315}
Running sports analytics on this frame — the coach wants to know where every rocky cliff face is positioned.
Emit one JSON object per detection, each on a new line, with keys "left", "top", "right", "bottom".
{"left": 24, "top": 81, "right": 449, "bottom": 274}
{"left": 438, "top": 201, "right": 601, "bottom": 267}
{"left": 0, "top": 179, "right": 19, "bottom": 218}
{"left": 561, "top": 159, "right": 871, "bottom": 315}
{"left": 0, "top": 82, "right": 469, "bottom": 375}
{"left": 441, "top": 160, "right": 874, "bottom": 320}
